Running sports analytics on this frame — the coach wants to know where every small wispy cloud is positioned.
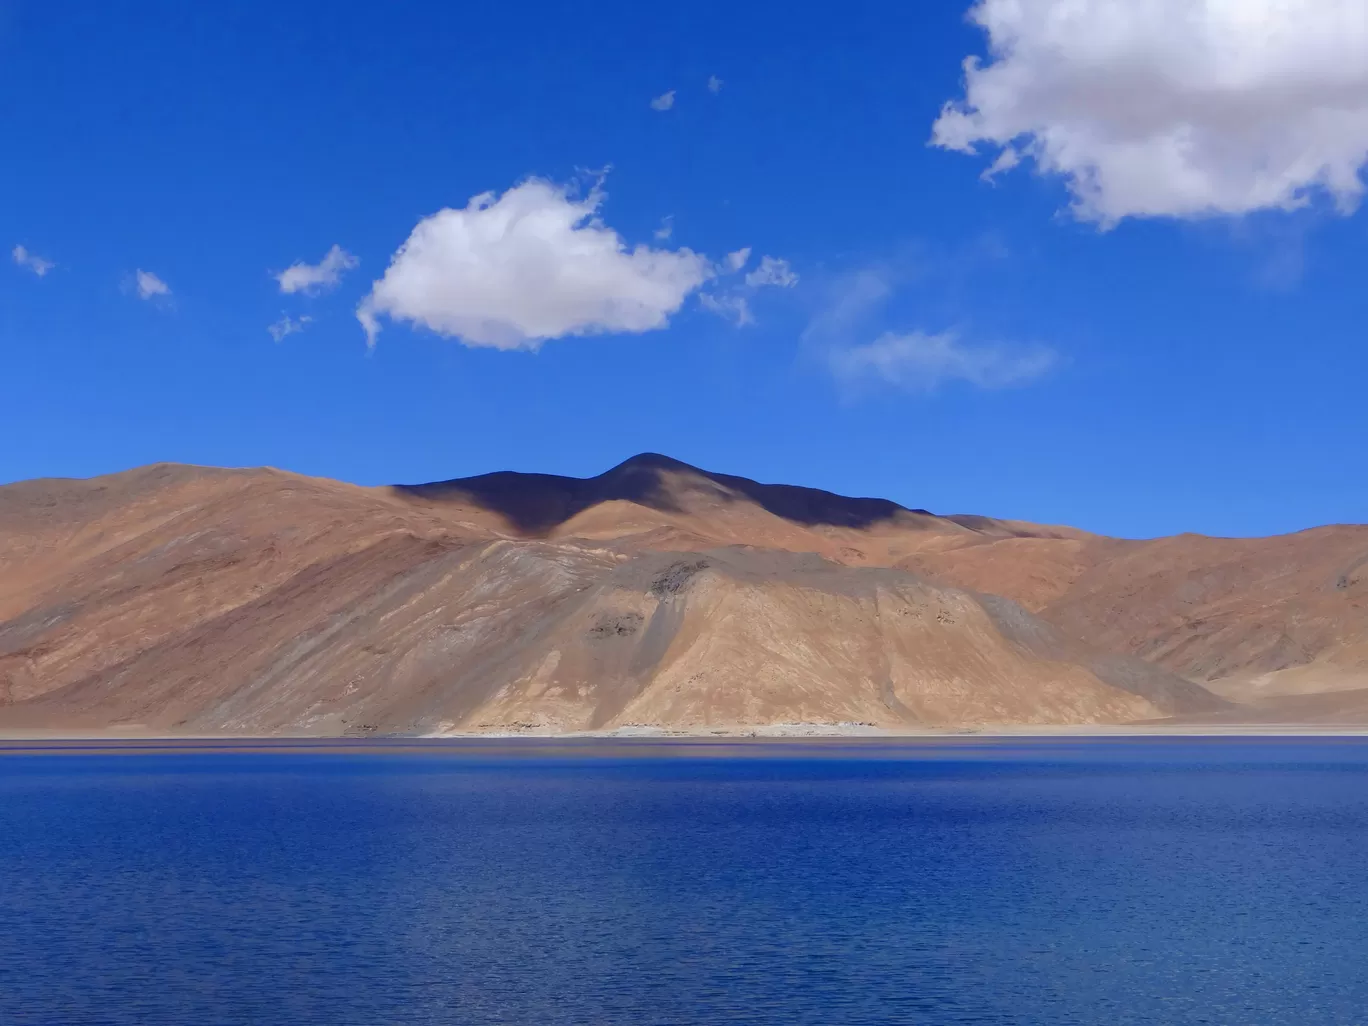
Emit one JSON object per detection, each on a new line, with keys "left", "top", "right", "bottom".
{"left": 802, "top": 267, "right": 893, "bottom": 345}
{"left": 267, "top": 314, "right": 313, "bottom": 342}
{"left": 275, "top": 244, "right": 358, "bottom": 295}
{"left": 650, "top": 90, "right": 676, "bottom": 111}
{"left": 654, "top": 216, "right": 674, "bottom": 241}
{"left": 744, "top": 256, "right": 797, "bottom": 289}
{"left": 830, "top": 330, "right": 1056, "bottom": 394}
{"left": 707, "top": 75, "right": 723, "bottom": 94}
{"left": 699, "top": 292, "right": 753, "bottom": 327}
{"left": 700, "top": 250, "right": 795, "bottom": 327}
{"left": 12, "top": 245, "right": 54, "bottom": 277}
{"left": 805, "top": 262, "right": 1055, "bottom": 396}
{"left": 135, "top": 269, "right": 171, "bottom": 300}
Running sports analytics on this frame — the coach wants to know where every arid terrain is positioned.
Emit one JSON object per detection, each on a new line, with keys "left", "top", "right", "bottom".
{"left": 0, "top": 453, "right": 1364, "bottom": 736}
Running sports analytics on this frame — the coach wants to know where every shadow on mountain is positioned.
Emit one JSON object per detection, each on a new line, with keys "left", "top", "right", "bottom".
{"left": 393, "top": 452, "right": 935, "bottom": 536}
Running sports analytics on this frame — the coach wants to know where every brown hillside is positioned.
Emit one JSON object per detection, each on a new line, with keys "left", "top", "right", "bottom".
{"left": 0, "top": 453, "right": 1362, "bottom": 733}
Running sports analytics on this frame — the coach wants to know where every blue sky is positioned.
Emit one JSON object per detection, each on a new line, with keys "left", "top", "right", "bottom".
{"left": 3, "top": 0, "right": 1367, "bottom": 538}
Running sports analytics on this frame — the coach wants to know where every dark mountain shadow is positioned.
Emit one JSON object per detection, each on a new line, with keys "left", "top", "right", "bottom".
{"left": 393, "top": 452, "right": 940, "bottom": 536}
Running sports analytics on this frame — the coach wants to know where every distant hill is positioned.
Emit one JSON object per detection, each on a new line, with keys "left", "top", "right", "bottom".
{"left": 1, "top": 453, "right": 1364, "bottom": 735}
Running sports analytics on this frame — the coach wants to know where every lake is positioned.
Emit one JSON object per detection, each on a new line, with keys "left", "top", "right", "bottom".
{"left": 1, "top": 737, "right": 1366, "bottom": 1025}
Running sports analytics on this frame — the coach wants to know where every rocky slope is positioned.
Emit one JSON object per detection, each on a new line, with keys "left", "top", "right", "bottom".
{"left": 0, "top": 453, "right": 1363, "bottom": 734}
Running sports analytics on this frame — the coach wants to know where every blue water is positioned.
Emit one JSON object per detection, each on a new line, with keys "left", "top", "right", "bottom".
{"left": 2, "top": 739, "right": 1367, "bottom": 1025}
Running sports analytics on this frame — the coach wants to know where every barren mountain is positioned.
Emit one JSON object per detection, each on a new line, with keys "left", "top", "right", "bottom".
{"left": 0, "top": 453, "right": 1363, "bottom": 735}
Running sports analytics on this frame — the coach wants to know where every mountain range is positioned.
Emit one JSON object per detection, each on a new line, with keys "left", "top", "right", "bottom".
{"left": 1, "top": 453, "right": 1365, "bottom": 735}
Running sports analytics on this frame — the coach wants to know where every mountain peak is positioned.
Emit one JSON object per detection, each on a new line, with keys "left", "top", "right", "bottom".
{"left": 605, "top": 452, "right": 697, "bottom": 474}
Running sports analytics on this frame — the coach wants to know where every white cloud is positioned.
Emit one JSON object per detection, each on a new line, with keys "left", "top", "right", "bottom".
{"left": 708, "top": 75, "right": 724, "bottom": 94}
{"left": 932, "top": 0, "right": 1368, "bottom": 224}
{"left": 830, "top": 330, "right": 1056, "bottom": 393}
{"left": 356, "top": 178, "right": 712, "bottom": 350}
{"left": 654, "top": 216, "right": 674, "bottom": 241}
{"left": 725, "top": 247, "right": 751, "bottom": 272}
{"left": 651, "top": 90, "right": 676, "bottom": 111}
{"left": 268, "top": 314, "right": 313, "bottom": 342}
{"left": 12, "top": 245, "right": 54, "bottom": 277}
{"left": 745, "top": 255, "right": 798, "bottom": 288}
{"left": 275, "top": 244, "right": 358, "bottom": 295}
{"left": 135, "top": 270, "right": 170, "bottom": 300}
